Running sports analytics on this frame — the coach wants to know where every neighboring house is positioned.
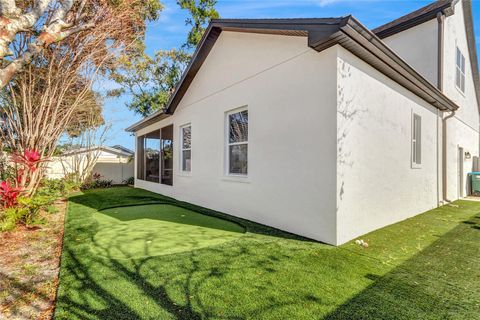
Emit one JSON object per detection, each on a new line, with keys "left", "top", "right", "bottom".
{"left": 46, "top": 146, "right": 134, "bottom": 184}
{"left": 126, "top": 0, "right": 480, "bottom": 245}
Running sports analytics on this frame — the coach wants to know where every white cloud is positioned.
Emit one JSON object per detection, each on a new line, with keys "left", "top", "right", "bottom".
{"left": 317, "top": 0, "right": 344, "bottom": 7}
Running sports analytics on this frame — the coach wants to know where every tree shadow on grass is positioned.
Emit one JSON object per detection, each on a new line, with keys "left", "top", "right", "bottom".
{"left": 324, "top": 214, "right": 480, "bottom": 320}
{"left": 56, "top": 187, "right": 319, "bottom": 319}
{"left": 59, "top": 188, "right": 480, "bottom": 319}
{"left": 55, "top": 237, "right": 308, "bottom": 319}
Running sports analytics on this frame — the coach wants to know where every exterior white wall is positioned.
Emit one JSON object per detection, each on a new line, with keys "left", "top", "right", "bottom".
{"left": 136, "top": 31, "right": 339, "bottom": 244}
{"left": 92, "top": 162, "right": 134, "bottom": 184}
{"left": 46, "top": 151, "right": 133, "bottom": 184}
{"left": 132, "top": 6, "right": 480, "bottom": 245}
{"left": 335, "top": 46, "right": 441, "bottom": 245}
{"left": 443, "top": 0, "right": 480, "bottom": 200}
{"left": 445, "top": 118, "right": 478, "bottom": 199}
{"left": 382, "top": 19, "right": 439, "bottom": 86}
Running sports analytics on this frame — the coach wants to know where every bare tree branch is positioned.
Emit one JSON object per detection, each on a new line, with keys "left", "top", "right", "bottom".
{"left": 0, "top": 0, "right": 51, "bottom": 58}
{"left": 0, "top": 0, "right": 21, "bottom": 18}
{"left": 41, "top": 0, "right": 75, "bottom": 40}
{"left": 0, "top": 0, "right": 162, "bottom": 195}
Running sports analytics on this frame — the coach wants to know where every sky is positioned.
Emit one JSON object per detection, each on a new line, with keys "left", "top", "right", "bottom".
{"left": 100, "top": 0, "right": 480, "bottom": 150}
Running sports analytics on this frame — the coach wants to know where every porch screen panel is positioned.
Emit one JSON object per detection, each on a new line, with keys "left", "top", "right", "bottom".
{"left": 136, "top": 135, "right": 145, "bottom": 180}
{"left": 161, "top": 125, "right": 173, "bottom": 186}
{"left": 144, "top": 130, "right": 160, "bottom": 183}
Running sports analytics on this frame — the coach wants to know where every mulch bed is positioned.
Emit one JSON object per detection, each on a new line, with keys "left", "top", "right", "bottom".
{"left": 0, "top": 199, "right": 67, "bottom": 320}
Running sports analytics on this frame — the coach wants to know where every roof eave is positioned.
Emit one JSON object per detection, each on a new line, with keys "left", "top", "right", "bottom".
{"left": 126, "top": 14, "right": 460, "bottom": 133}
{"left": 125, "top": 112, "right": 171, "bottom": 132}
{"left": 341, "top": 17, "right": 458, "bottom": 111}
{"left": 373, "top": 0, "right": 457, "bottom": 39}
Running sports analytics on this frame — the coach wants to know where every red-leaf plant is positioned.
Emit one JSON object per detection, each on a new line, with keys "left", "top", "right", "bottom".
{"left": 11, "top": 150, "right": 43, "bottom": 174}
{"left": 0, "top": 150, "right": 47, "bottom": 207}
{"left": 0, "top": 180, "right": 21, "bottom": 208}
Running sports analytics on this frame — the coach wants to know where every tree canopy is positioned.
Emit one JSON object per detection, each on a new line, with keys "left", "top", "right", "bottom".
{"left": 110, "top": 0, "right": 219, "bottom": 117}
{"left": 0, "top": 0, "right": 163, "bottom": 195}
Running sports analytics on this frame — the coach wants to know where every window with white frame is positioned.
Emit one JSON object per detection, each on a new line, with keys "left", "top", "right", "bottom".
{"left": 412, "top": 113, "right": 422, "bottom": 167}
{"left": 456, "top": 46, "right": 466, "bottom": 93}
{"left": 226, "top": 108, "right": 248, "bottom": 175}
{"left": 180, "top": 125, "right": 191, "bottom": 172}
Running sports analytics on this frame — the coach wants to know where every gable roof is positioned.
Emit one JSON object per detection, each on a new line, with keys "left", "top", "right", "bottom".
{"left": 126, "top": 12, "right": 462, "bottom": 133}
{"left": 374, "top": 0, "right": 480, "bottom": 116}
{"left": 111, "top": 145, "right": 134, "bottom": 155}
{"left": 62, "top": 146, "right": 133, "bottom": 157}
{"left": 373, "top": 0, "right": 456, "bottom": 38}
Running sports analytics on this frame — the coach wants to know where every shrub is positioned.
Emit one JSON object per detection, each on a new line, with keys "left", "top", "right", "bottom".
{"left": 0, "top": 180, "right": 22, "bottom": 208}
{"left": 80, "top": 172, "right": 113, "bottom": 191}
{"left": 0, "top": 152, "right": 74, "bottom": 231}
{"left": 80, "top": 179, "right": 113, "bottom": 191}
{"left": 123, "top": 177, "right": 134, "bottom": 185}
{"left": 96, "top": 179, "right": 113, "bottom": 188}
{"left": 38, "top": 178, "right": 80, "bottom": 198}
{"left": 0, "top": 195, "right": 50, "bottom": 231}
{"left": 0, "top": 149, "right": 49, "bottom": 198}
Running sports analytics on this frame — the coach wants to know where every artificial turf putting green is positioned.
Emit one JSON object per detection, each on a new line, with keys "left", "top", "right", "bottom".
{"left": 91, "top": 204, "right": 245, "bottom": 259}
{"left": 54, "top": 187, "right": 480, "bottom": 319}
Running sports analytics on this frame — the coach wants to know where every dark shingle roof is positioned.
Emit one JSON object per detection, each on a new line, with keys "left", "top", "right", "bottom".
{"left": 373, "top": 0, "right": 455, "bottom": 38}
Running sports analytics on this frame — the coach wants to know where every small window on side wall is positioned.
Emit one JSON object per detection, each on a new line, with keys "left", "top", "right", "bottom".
{"left": 226, "top": 108, "right": 248, "bottom": 176}
{"left": 412, "top": 113, "right": 421, "bottom": 168}
{"left": 180, "top": 125, "right": 192, "bottom": 172}
{"left": 456, "top": 47, "right": 466, "bottom": 93}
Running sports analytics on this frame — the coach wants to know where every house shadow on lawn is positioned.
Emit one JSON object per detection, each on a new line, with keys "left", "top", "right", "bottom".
{"left": 68, "top": 186, "right": 311, "bottom": 241}
{"left": 324, "top": 213, "right": 480, "bottom": 320}
{"left": 90, "top": 204, "right": 246, "bottom": 259}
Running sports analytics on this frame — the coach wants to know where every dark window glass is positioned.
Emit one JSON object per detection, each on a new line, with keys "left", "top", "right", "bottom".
{"left": 182, "top": 150, "right": 191, "bottom": 172}
{"left": 181, "top": 126, "right": 192, "bottom": 172}
{"left": 229, "top": 144, "right": 248, "bottom": 175}
{"left": 182, "top": 126, "right": 191, "bottom": 149}
{"left": 229, "top": 110, "right": 248, "bottom": 143}
{"left": 413, "top": 114, "right": 421, "bottom": 165}
{"left": 228, "top": 110, "right": 248, "bottom": 175}
{"left": 456, "top": 47, "right": 466, "bottom": 93}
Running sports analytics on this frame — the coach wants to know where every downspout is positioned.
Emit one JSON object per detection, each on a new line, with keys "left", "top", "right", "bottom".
{"left": 437, "top": 12, "right": 444, "bottom": 92}
{"left": 437, "top": 12, "right": 456, "bottom": 203}
{"left": 442, "top": 110, "right": 456, "bottom": 203}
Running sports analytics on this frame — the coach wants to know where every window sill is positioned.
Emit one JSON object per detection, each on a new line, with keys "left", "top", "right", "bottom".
{"left": 222, "top": 175, "right": 251, "bottom": 184}
{"left": 177, "top": 172, "right": 192, "bottom": 177}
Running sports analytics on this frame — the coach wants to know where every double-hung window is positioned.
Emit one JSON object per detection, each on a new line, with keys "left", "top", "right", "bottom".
{"left": 180, "top": 125, "right": 192, "bottom": 172}
{"left": 412, "top": 113, "right": 422, "bottom": 168}
{"left": 456, "top": 46, "right": 466, "bottom": 93}
{"left": 226, "top": 108, "right": 248, "bottom": 175}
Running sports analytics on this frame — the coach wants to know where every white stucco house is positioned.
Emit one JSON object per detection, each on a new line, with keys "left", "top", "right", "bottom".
{"left": 126, "top": 0, "right": 480, "bottom": 245}
{"left": 46, "top": 145, "right": 134, "bottom": 184}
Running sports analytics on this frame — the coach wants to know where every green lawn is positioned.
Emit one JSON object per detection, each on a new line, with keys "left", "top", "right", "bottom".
{"left": 92, "top": 204, "right": 244, "bottom": 259}
{"left": 55, "top": 187, "right": 480, "bottom": 319}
